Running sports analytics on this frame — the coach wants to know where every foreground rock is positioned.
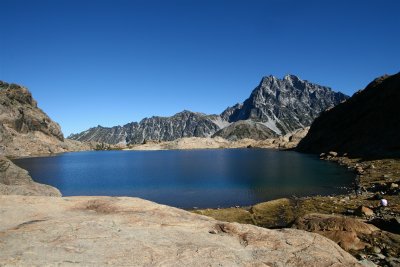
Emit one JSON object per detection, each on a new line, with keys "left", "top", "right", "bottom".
{"left": 0, "top": 156, "right": 61, "bottom": 196}
{"left": 0, "top": 81, "right": 92, "bottom": 157}
{"left": 0, "top": 195, "right": 359, "bottom": 266}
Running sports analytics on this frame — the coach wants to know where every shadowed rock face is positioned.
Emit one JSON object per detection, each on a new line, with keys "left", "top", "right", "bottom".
{"left": 0, "top": 195, "right": 359, "bottom": 266}
{"left": 69, "top": 74, "right": 347, "bottom": 144}
{"left": 297, "top": 72, "right": 400, "bottom": 157}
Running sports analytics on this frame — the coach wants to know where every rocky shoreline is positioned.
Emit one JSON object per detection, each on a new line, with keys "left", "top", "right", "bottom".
{"left": 194, "top": 153, "right": 400, "bottom": 266}
{"left": 3, "top": 137, "right": 399, "bottom": 266}
{"left": 0, "top": 150, "right": 363, "bottom": 266}
{"left": 0, "top": 138, "right": 400, "bottom": 266}
{"left": 2, "top": 143, "right": 399, "bottom": 266}
{"left": 122, "top": 128, "right": 309, "bottom": 151}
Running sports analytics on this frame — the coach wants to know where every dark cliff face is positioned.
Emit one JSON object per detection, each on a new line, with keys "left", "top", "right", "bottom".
{"left": 221, "top": 75, "right": 348, "bottom": 135}
{"left": 296, "top": 72, "right": 400, "bottom": 157}
{"left": 0, "top": 81, "right": 64, "bottom": 141}
{"left": 69, "top": 74, "right": 347, "bottom": 144}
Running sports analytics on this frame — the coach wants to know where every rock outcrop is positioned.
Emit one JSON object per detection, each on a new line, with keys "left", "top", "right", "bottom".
{"left": 0, "top": 81, "right": 92, "bottom": 157}
{"left": 273, "top": 127, "right": 310, "bottom": 149}
{"left": 0, "top": 81, "right": 63, "bottom": 141}
{"left": 297, "top": 72, "right": 400, "bottom": 157}
{"left": 293, "top": 213, "right": 400, "bottom": 265}
{"left": 69, "top": 74, "right": 347, "bottom": 144}
{"left": 293, "top": 213, "right": 379, "bottom": 251}
{"left": 0, "top": 195, "right": 359, "bottom": 266}
{"left": 0, "top": 156, "right": 61, "bottom": 196}
{"left": 212, "top": 120, "right": 278, "bottom": 141}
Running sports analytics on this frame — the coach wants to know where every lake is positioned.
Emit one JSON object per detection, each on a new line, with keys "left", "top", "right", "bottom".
{"left": 13, "top": 149, "right": 355, "bottom": 209}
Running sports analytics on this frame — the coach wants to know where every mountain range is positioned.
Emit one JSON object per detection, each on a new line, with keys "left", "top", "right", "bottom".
{"left": 69, "top": 74, "right": 348, "bottom": 144}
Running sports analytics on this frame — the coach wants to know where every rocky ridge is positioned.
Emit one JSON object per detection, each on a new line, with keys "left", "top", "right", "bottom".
{"left": 69, "top": 74, "right": 347, "bottom": 144}
{"left": 0, "top": 81, "right": 92, "bottom": 157}
{"left": 69, "top": 111, "right": 227, "bottom": 145}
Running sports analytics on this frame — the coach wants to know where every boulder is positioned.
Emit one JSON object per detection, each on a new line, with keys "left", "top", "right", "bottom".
{"left": 329, "top": 151, "right": 338, "bottom": 157}
{"left": 356, "top": 166, "right": 364, "bottom": 174}
{"left": 390, "top": 183, "right": 399, "bottom": 189}
{"left": 355, "top": 206, "right": 374, "bottom": 217}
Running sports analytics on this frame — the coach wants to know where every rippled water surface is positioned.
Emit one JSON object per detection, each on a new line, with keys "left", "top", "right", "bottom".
{"left": 14, "top": 149, "right": 354, "bottom": 208}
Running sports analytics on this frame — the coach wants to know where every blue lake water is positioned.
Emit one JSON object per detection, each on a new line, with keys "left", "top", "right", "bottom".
{"left": 13, "top": 149, "right": 355, "bottom": 208}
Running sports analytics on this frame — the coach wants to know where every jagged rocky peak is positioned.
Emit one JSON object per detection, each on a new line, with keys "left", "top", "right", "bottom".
{"left": 221, "top": 74, "right": 348, "bottom": 135}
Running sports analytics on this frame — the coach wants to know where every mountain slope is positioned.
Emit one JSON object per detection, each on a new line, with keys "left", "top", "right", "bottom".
{"left": 0, "top": 81, "right": 91, "bottom": 157}
{"left": 297, "top": 72, "right": 400, "bottom": 156}
{"left": 221, "top": 75, "right": 348, "bottom": 134}
{"left": 69, "top": 74, "right": 347, "bottom": 144}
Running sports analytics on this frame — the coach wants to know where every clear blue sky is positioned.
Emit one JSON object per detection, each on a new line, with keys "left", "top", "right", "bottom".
{"left": 1, "top": 0, "right": 399, "bottom": 136}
